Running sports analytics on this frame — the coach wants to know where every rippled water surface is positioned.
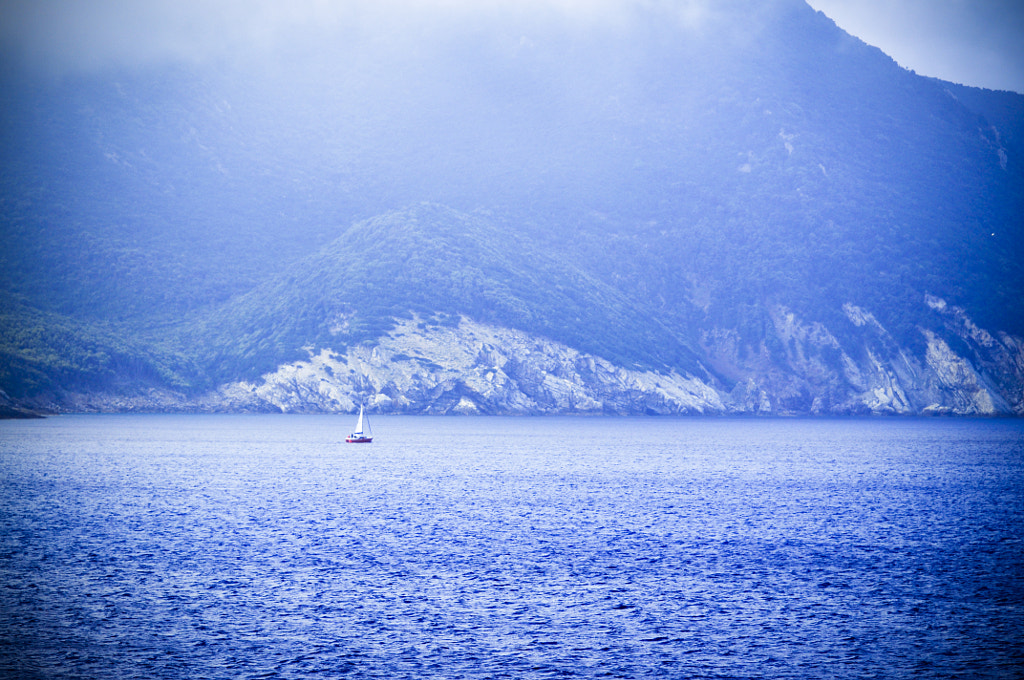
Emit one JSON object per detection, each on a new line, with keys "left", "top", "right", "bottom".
{"left": 1, "top": 415, "right": 1023, "bottom": 679}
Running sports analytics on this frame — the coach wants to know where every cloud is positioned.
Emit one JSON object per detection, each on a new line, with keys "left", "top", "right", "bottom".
{"left": 5, "top": 0, "right": 1021, "bottom": 91}
{"left": 0, "top": 0, "right": 363, "bottom": 74}
{"left": 0, "top": 0, "right": 746, "bottom": 76}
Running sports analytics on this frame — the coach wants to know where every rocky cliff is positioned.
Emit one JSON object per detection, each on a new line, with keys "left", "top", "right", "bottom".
{"left": 702, "top": 296, "right": 1023, "bottom": 416}
{"left": 54, "top": 294, "right": 1022, "bottom": 417}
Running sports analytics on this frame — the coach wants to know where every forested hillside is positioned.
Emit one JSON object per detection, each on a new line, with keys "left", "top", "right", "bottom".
{"left": 1, "top": 0, "right": 1022, "bottom": 415}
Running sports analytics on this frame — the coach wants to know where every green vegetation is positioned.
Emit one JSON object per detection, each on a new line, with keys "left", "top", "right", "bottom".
{"left": 170, "top": 205, "right": 706, "bottom": 385}
{"left": 0, "top": 294, "right": 194, "bottom": 399}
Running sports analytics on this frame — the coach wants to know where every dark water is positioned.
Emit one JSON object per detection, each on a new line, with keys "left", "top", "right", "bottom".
{"left": 1, "top": 415, "right": 1022, "bottom": 679}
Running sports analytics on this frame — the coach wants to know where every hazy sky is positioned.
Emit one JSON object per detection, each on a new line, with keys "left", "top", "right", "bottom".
{"left": 806, "top": 0, "right": 1024, "bottom": 92}
{"left": 1, "top": 0, "right": 1022, "bottom": 92}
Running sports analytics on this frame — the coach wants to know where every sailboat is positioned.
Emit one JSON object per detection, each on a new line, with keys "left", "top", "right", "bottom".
{"left": 345, "top": 404, "right": 373, "bottom": 443}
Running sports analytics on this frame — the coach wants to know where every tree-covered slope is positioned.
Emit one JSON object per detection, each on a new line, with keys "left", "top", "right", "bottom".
{"left": 178, "top": 205, "right": 708, "bottom": 386}
{"left": 0, "top": 294, "right": 193, "bottom": 404}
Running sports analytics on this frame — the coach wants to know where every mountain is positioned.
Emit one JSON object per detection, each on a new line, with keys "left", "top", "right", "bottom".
{"left": 1, "top": 0, "right": 1022, "bottom": 416}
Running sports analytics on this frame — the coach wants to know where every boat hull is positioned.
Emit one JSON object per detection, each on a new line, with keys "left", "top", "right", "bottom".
{"left": 346, "top": 436, "right": 373, "bottom": 443}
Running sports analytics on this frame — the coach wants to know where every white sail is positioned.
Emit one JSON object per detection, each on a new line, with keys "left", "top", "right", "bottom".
{"left": 347, "top": 403, "right": 372, "bottom": 442}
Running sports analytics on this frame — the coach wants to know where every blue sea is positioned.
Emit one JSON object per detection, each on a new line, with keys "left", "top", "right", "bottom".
{"left": 1, "top": 415, "right": 1022, "bottom": 679}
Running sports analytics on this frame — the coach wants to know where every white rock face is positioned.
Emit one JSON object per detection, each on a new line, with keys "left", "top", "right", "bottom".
{"left": 206, "top": 317, "right": 727, "bottom": 415}
{"left": 697, "top": 298, "right": 1022, "bottom": 416}
{"left": 62, "top": 297, "right": 1024, "bottom": 417}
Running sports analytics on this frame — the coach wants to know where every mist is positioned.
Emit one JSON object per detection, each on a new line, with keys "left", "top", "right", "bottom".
{"left": 0, "top": 0, "right": 796, "bottom": 78}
